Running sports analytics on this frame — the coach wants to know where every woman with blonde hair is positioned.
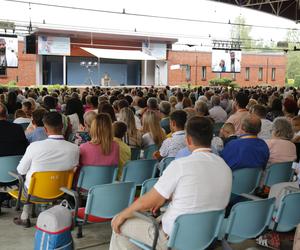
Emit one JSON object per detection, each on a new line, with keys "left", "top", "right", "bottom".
{"left": 142, "top": 110, "right": 165, "bottom": 148}
{"left": 119, "top": 107, "right": 142, "bottom": 147}
{"left": 78, "top": 113, "right": 119, "bottom": 173}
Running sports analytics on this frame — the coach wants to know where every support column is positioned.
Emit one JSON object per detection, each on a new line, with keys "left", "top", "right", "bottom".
{"left": 63, "top": 56, "right": 67, "bottom": 86}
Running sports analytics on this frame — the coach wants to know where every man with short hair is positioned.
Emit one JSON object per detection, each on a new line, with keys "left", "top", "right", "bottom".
{"left": 226, "top": 92, "right": 249, "bottom": 134}
{"left": 109, "top": 116, "right": 232, "bottom": 249}
{"left": 159, "top": 101, "right": 171, "bottom": 134}
{"left": 0, "top": 103, "right": 28, "bottom": 156}
{"left": 209, "top": 95, "right": 227, "bottom": 123}
{"left": 154, "top": 110, "right": 187, "bottom": 159}
{"left": 14, "top": 112, "right": 79, "bottom": 227}
{"left": 221, "top": 114, "right": 269, "bottom": 171}
{"left": 252, "top": 104, "right": 273, "bottom": 140}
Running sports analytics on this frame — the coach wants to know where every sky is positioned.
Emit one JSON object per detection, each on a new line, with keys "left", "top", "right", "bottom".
{"left": 0, "top": 0, "right": 298, "bottom": 51}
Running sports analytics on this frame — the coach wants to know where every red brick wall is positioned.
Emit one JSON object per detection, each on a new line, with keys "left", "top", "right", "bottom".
{"left": 0, "top": 41, "right": 36, "bottom": 86}
{"left": 167, "top": 50, "right": 287, "bottom": 87}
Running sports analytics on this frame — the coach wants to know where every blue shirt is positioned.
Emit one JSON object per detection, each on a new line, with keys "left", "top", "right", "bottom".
{"left": 220, "top": 135, "right": 270, "bottom": 171}
{"left": 175, "top": 146, "right": 219, "bottom": 159}
{"left": 26, "top": 127, "right": 48, "bottom": 143}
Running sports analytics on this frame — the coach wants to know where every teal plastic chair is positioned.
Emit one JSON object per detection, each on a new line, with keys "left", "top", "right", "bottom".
{"left": 271, "top": 192, "right": 300, "bottom": 232}
{"left": 213, "top": 122, "right": 224, "bottom": 136}
{"left": 264, "top": 162, "right": 293, "bottom": 187}
{"left": 76, "top": 165, "right": 117, "bottom": 191}
{"left": 158, "top": 157, "right": 175, "bottom": 176}
{"left": 131, "top": 147, "right": 141, "bottom": 160}
{"left": 144, "top": 145, "right": 158, "bottom": 160}
{"left": 121, "top": 160, "right": 157, "bottom": 186}
{"left": 221, "top": 198, "right": 275, "bottom": 243}
{"left": 140, "top": 178, "right": 158, "bottom": 196}
{"left": 63, "top": 182, "right": 136, "bottom": 238}
{"left": 129, "top": 210, "right": 225, "bottom": 250}
{"left": 231, "top": 168, "right": 262, "bottom": 195}
{"left": 0, "top": 155, "right": 23, "bottom": 183}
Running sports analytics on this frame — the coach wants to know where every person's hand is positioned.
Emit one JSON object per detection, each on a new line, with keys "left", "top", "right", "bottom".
{"left": 111, "top": 213, "right": 127, "bottom": 234}
{"left": 153, "top": 151, "right": 161, "bottom": 160}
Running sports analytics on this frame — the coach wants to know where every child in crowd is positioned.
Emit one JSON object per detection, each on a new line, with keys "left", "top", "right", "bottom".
{"left": 113, "top": 121, "right": 131, "bottom": 180}
{"left": 26, "top": 108, "right": 48, "bottom": 143}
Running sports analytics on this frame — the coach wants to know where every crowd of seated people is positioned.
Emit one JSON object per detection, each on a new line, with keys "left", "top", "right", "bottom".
{"left": 0, "top": 85, "right": 300, "bottom": 249}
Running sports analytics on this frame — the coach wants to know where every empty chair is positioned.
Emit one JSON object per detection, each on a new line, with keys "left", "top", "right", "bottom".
{"left": 158, "top": 157, "right": 175, "bottom": 176}
{"left": 264, "top": 162, "right": 293, "bottom": 187}
{"left": 0, "top": 155, "right": 23, "bottom": 184}
{"left": 231, "top": 168, "right": 262, "bottom": 195}
{"left": 143, "top": 145, "right": 158, "bottom": 160}
{"left": 76, "top": 165, "right": 117, "bottom": 192}
{"left": 140, "top": 178, "right": 158, "bottom": 196}
{"left": 271, "top": 192, "right": 300, "bottom": 232}
{"left": 131, "top": 147, "right": 141, "bottom": 160}
{"left": 63, "top": 182, "right": 136, "bottom": 238}
{"left": 121, "top": 159, "right": 157, "bottom": 186}
{"left": 129, "top": 210, "right": 225, "bottom": 250}
{"left": 220, "top": 198, "right": 275, "bottom": 244}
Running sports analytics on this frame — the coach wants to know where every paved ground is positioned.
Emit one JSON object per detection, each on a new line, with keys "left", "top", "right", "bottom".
{"left": 0, "top": 206, "right": 293, "bottom": 250}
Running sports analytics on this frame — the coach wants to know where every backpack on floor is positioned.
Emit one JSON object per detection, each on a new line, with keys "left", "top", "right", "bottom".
{"left": 34, "top": 201, "right": 73, "bottom": 250}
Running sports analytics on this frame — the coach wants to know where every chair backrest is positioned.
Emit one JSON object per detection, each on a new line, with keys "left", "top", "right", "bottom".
{"left": 77, "top": 165, "right": 117, "bottom": 191}
{"left": 213, "top": 122, "right": 224, "bottom": 136}
{"left": 131, "top": 147, "right": 141, "bottom": 160}
{"left": 225, "top": 198, "right": 275, "bottom": 243}
{"left": 28, "top": 170, "right": 74, "bottom": 200}
{"left": 140, "top": 178, "right": 158, "bottom": 196}
{"left": 121, "top": 159, "right": 157, "bottom": 185}
{"left": 0, "top": 155, "right": 23, "bottom": 183}
{"left": 159, "top": 157, "right": 175, "bottom": 176}
{"left": 84, "top": 182, "right": 136, "bottom": 219}
{"left": 232, "top": 168, "right": 262, "bottom": 195}
{"left": 264, "top": 162, "right": 293, "bottom": 187}
{"left": 168, "top": 210, "right": 225, "bottom": 250}
{"left": 273, "top": 192, "right": 300, "bottom": 232}
{"left": 144, "top": 145, "right": 158, "bottom": 160}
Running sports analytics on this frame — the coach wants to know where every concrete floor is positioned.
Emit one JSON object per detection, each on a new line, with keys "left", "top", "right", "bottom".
{"left": 0, "top": 207, "right": 292, "bottom": 250}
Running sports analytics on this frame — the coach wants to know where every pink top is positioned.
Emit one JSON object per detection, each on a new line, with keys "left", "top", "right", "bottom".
{"left": 226, "top": 109, "right": 249, "bottom": 135}
{"left": 266, "top": 138, "right": 296, "bottom": 164}
{"left": 79, "top": 141, "right": 119, "bottom": 167}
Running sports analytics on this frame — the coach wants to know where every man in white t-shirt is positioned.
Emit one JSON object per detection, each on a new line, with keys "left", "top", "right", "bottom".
{"left": 109, "top": 116, "right": 232, "bottom": 249}
{"left": 14, "top": 112, "right": 79, "bottom": 227}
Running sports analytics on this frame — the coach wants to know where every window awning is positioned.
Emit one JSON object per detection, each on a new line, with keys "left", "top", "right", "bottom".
{"left": 81, "top": 47, "right": 157, "bottom": 60}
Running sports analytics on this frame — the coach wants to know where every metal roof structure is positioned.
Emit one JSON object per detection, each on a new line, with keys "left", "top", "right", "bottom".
{"left": 211, "top": 0, "right": 300, "bottom": 23}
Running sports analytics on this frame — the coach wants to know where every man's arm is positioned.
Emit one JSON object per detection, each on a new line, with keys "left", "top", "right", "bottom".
{"left": 111, "top": 188, "right": 166, "bottom": 234}
{"left": 17, "top": 146, "right": 33, "bottom": 175}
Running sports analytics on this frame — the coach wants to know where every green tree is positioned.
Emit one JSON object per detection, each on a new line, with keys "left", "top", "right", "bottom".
{"left": 230, "top": 15, "right": 253, "bottom": 49}
{"left": 285, "top": 29, "right": 300, "bottom": 80}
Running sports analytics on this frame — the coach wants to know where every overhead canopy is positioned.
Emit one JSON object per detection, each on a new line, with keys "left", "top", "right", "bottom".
{"left": 211, "top": 0, "right": 300, "bottom": 23}
{"left": 81, "top": 47, "right": 157, "bottom": 60}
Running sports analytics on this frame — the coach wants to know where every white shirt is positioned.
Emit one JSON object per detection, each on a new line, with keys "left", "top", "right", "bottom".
{"left": 14, "top": 117, "right": 32, "bottom": 124}
{"left": 209, "top": 106, "right": 227, "bottom": 123}
{"left": 68, "top": 113, "right": 80, "bottom": 133}
{"left": 159, "top": 130, "right": 186, "bottom": 158}
{"left": 154, "top": 149, "right": 232, "bottom": 235}
{"left": 17, "top": 135, "right": 79, "bottom": 188}
{"left": 258, "top": 119, "right": 273, "bottom": 140}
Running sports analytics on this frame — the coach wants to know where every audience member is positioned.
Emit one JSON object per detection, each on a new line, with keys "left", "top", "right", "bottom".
{"left": 113, "top": 121, "right": 131, "bottom": 180}
{"left": 209, "top": 95, "right": 227, "bottom": 123}
{"left": 13, "top": 109, "right": 31, "bottom": 124}
{"left": 219, "top": 122, "right": 237, "bottom": 146}
{"left": 26, "top": 108, "right": 48, "bottom": 143}
{"left": 252, "top": 104, "right": 273, "bottom": 140}
{"left": 159, "top": 101, "right": 171, "bottom": 134}
{"left": 221, "top": 114, "right": 269, "bottom": 170}
{"left": 0, "top": 103, "right": 28, "bottom": 156}
{"left": 14, "top": 112, "right": 79, "bottom": 227}
{"left": 109, "top": 116, "right": 232, "bottom": 249}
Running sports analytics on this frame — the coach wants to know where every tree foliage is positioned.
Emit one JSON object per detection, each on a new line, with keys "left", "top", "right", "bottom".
{"left": 230, "top": 16, "right": 253, "bottom": 49}
{"left": 285, "top": 29, "right": 300, "bottom": 80}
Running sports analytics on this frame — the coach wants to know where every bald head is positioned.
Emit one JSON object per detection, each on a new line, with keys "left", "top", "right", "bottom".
{"left": 0, "top": 103, "right": 7, "bottom": 120}
{"left": 241, "top": 114, "right": 261, "bottom": 135}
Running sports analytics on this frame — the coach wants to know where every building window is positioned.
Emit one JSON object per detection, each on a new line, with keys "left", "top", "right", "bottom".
{"left": 245, "top": 67, "right": 250, "bottom": 81}
{"left": 201, "top": 66, "right": 206, "bottom": 80}
{"left": 271, "top": 68, "right": 276, "bottom": 81}
{"left": 258, "top": 67, "right": 263, "bottom": 81}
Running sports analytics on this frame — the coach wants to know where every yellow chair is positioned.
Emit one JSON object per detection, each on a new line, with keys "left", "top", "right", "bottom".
{"left": 9, "top": 170, "right": 74, "bottom": 207}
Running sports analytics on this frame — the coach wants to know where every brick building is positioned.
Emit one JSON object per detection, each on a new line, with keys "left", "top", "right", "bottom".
{"left": 168, "top": 50, "right": 287, "bottom": 87}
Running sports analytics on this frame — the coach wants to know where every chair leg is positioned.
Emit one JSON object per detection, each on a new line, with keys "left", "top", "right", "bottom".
{"left": 77, "top": 224, "right": 83, "bottom": 238}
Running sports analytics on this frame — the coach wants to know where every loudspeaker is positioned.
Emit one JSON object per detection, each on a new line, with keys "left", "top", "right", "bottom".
{"left": 25, "top": 35, "right": 36, "bottom": 54}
